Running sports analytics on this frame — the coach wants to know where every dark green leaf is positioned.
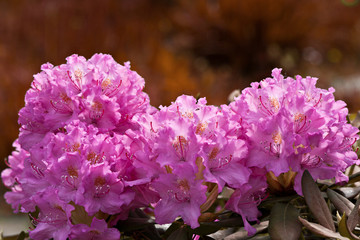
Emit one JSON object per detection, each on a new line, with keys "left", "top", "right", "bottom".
{"left": 338, "top": 213, "right": 359, "bottom": 240}
{"left": 1, "top": 231, "right": 28, "bottom": 240}
{"left": 301, "top": 170, "right": 335, "bottom": 231}
{"left": 268, "top": 202, "right": 301, "bottom": 240}
{"left": 191, "top": 223, "right": 222, "bottom": 236}
{"left": 167, "top": 226, "right": 192, "bottom": 240}
{"left": 223, "top": 221, "right": 269, "bottom": 240}
{"left": 336, "top": 186, "right": 360, "bottom": 199}
{"left": 327, "top": 188, "right": 354, "bottom": 216}
{"left": 298, "top": 217, "right": 348, "bottom": 240}
{"left": 163, "top": 220, "right": 183, "bottom": 239}
{"left": 246, "top": 234, "right": 271, "bottom": 240}
{"left": 348, "top": 172, "right": 360, "bottom": 185}
{"left": 348, "top": 195, "right": 360, "bottom": 231}
{"left": 16, "top": 232, "right": 26, "bottom": 240}
{"left": 117, "top": 217, "right": 155, "bottom": 232}
{"left": 191, "top": 216, "right": 246, "bottom": 236}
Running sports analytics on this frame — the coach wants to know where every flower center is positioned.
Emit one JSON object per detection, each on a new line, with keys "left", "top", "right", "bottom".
{"left": 94, "top": 176, "right": 110, "bottom": 198}
{"left": 172, "top": 136, "right": 189, "bottom": 161}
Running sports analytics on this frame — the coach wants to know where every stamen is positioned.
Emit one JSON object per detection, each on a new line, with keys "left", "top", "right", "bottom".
{"left": 150, "top": 122, "right": 157, "bottom": 133}
{"left": 125, "top": 152, "right": 133, "bottom": 161}
{"left": 61, "top": 175, "right": 78, "bottom": 189}
{"left": 89, "top": 101, "right": 105, "bottom": 121}
{"left": 31, "top": 81, "right": 41, "bottom": 91}
{"left": 50, "top": 93, "right": 73, "bottom": 114}
{"left": 339, "top": 137, "right": 357, "bottom": 150}
{"left": 294, "top": 114, "right": 311, "bottom": 134}
{"left": 65, "top": 143, "right": 81, "bottom": 153}
{"left": 87, "top": 151, "right": 105, "bottom": 165}
{"left": 172, "top": 136, "right": 189, "bottom": 161}
{"left": 313, "top": 93, "right": 322, "bottom": 107}
{"left": 30, "top": 163, "right": 45, "bottom": 178}
{"left": 4, "top": 158, "right": 11, "bottom": 167}
{"left": 195, "top": 122, "right": 207, "bottom": 135}
{"left": 258, "top": 96, "right": 273, "bottom": 116}
{"left": 94, "top": 176, "right": 110, "bottom": 198}
{"left": 29, "top": 213, "right": 39, "bottom": 227}
{"left": 301, "top": 154, "right": 322, "bottom": 168}
{"left": 237, "top": 190, "right": 268, "bottom": 206}
{"left": 176, "top": 106, "right": 181, "bottom": 118}
{"left": 101, "top": 78, "right": 122, "bottom": 97}
{"left": 136, "top": 97, "right": 147, "bottom": 109}
{"left": 67, "top": 70, "right": 82, "bottom": 92}
{"left": 174, "top": 179, "right": 191, "bottom": 202}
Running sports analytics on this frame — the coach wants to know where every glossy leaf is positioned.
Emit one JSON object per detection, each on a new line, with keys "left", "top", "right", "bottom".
{"left": 298, "top": 217, "right": 348, "bottom": 240}
{"left": 336, "top": 186, "right": 360, "bottom": 199}
{"left": 301, "top": 170, "right": 335, "bottom": 231}
{"left": 0, "top": 231, "right": 28, "bottom": 240}
{"left": 167, "top": 227, "right": 192, "bottom": 240}
{"left": 191, "top": 223, "right": 222, "bottom": 236}
{"left": 268, "top": 202, "right": 301, "bottom": 240}
{"left": 327, "top": 188, "right": 354, "bottom": 216}
{"left": 117, "top": 217, "right": 155, "bottom": 231}
{"left": 348, "top": 172, "right": 360, "bottom": 185}
{"left": 223, "top": 221, "right": 269, "bottom": 240}
{"left": 348, "top": 195, "right": 360, "bottom": 231}
{"left": 338, "top": 213, "right": 359, "bottom": 240}
{"left": 162, "top": 220, "right": 183, "bottom": 239}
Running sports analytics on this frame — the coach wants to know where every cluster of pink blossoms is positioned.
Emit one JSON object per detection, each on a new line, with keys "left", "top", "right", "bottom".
{"left": 1, "top": 55, "right": 359, "bottom": 239}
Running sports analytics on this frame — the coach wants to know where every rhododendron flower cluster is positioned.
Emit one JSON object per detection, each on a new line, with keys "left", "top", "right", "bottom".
{"left": 1, "top": 54, "right": 358, "bottom": 239}
{"left": 229, "top": 68, "right": 359, "bottom": 194}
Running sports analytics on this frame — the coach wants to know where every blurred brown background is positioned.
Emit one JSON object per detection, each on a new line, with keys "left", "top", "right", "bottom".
{"left": 1, "top": 0, "right": 360, "bottom": 229}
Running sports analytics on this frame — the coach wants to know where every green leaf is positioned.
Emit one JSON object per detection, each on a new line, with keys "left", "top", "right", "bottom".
{"left": 191, "top": 223, "right": 222, "bottom": 236}
{"left": 167, "top": 226, "right": 192, "bottom": 240}
{"left": 301, "top": 170, "right": 335, "bottom": 231}
{"left": 336, "top": 186, "right": 360, "bottom": 199}
{"left": 0, "top": 232, "right": 26, "bottom": 240}
{"left": 163, "top": 220, "right": 184, "bottom": 239}
{"left": 298, "top": 217, "right": 348, "bottom": 240}
{"left": 0, "top": 231, "right": 28, "bottom": 240}
{"left": 268, "top": 202, "right": 301, "bottom": 240}
{"left": 348, "top": 195, "right": 360, "bottom": 231}
{"left": 117, "top": 217, "right": 155, "bottom": 232}
{"left": 224, "top": 221, "right": 269, "bottom": 240}
{"left": 327, "top": 188, "right": 354, "bottom": 216}
{"left": 16, "top": 231, "right": 26, "bottom": 240}
{"left": 348, "top": 172, "right": 360, "bottom": 185}
{"left": 338, "top": 213, "right": 359, "bottom": 240}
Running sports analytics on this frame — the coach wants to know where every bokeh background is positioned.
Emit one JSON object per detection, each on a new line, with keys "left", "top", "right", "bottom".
{"left": 1, "top": 0, "right": 360, "bottom": 235}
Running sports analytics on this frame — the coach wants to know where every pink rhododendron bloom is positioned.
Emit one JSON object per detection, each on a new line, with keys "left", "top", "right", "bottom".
{"left": 2, "top": 53, "right": 359, "bottom": 239}
{"left": 145, "top": 94, "right": 251, "bottom": 228}
{"left": 230, "top": 68, "right": 359, "bottom": 194}
{"left": 69, "top": 218, "right": 121, "bottom": 240}
{"left": 1, "top": 54, "right": 159, "bottom": 239}
{"left": 152, "top": 163, "right": 207, "bottom": 228}
{"left": 226, "top": 174, "right": 268, "bottom": 236}
{"left": 28, "top": 190, "right": 75, "bottom": 240}
{"left": 18, "top": 54, "right": 150, "bottom": 151}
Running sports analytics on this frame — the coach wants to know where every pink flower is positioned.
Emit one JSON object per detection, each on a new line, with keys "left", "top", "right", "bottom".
{"left": 152, "top": 163, "right": 207, "bottom": 228}
{"left": 70, "top": 218, "right": 120, "bottom": 240}
{"left": 230, "top": 68, "right": 359, "bottom": 194}
{"left": 28, "top": 190, "right": 74, "bottom": 240}
{"left": 18, "top": 54, "right": 151, "bottom": 151}
{"left": 226, "top": 172, "right": 268, "bottom": 236}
